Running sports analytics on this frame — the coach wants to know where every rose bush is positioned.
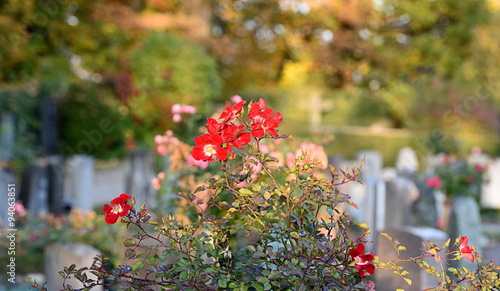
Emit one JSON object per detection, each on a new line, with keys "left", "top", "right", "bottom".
{"left": 30, "top": 98, "right": 500, "bottom": 290}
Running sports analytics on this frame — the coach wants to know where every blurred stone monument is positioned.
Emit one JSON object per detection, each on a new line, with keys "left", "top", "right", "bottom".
{"left": 41, "top": 98, "right": 59, "bottom": 156}
{"left": 45, "top": 243, "right": 103, "bottom": 291}
{"left": 126, "top": 150, "right": 155, "bottom": 207}
{"left": 19, "top": 164, "right": 49, "bottom": 214}
{"left": 47, "top": 156, "right": 65, "bottom": 214}
{"left": 328, "top": 155, "right": 359, "bottom": 215}
{"left": 481, "top": 158, "right": 500, "bottom": 209}
{"left": 385, "top": 147, "right": 420, "bottom": 229}
{"left": 356, "top": 150, "right": 386, "bottom": 251}
{"left": 68, "top": 155, "right": 95, "bottom": 211}
{"left": 376, "top": 227, "right": 448, "bottom": 291}
{"left": 447, "top": 196, "right": 482, "bottom": 271}
{"left": 0, "top": 113, "right": 15, "bottom": 162}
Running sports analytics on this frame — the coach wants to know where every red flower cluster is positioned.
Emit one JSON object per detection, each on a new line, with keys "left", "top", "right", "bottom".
{"left": 248, "top": 99, "right": 283, "bottom": 138}
{"left": 349, "top": 243, "right": 375, "bottom": 277}
{"left": 192, "top": 99, "right": 283, "bottom": 163}
{"left": 101, "top": 193, "right": 132, "bottom": 224}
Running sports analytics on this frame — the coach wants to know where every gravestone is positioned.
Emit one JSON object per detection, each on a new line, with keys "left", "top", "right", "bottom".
{"left": 47, "top": 156, "right": 65, "bottom": 214}
{"left": 93, "top": 161, "right": 128, "bottom": 207}
{"left": 376, "top": 227, "right": 449, "bottom": 291}
{"left": 447, "top": 196, "right": 482, "bottom": 271}
{"left": 45, "top": 243, "right": 103, "bottom": 291}
{"left": 0, "top": 168, "right": 16, "bottom": 226}
{"left": 68, "top": 155, "right": 95, "bottom": 211}
{"left": 0, "top": 113, "right": 15, "bottom": 162}
{"left": 411, "top": 182, "right": 439, "bottom": 228}
{"left": 328, "top": 155, "right": 362, "bottom": 221}
{"left": 481, "top": 158, "right": 500, "bottom": 209}
{"left": 41, "top": 98, "right": 59, "bottom": 155}
{"left": 356, "top": 150, "right": 386, "bottom": 251}
{"left": 19, "top": 164, "right": 49, "bottom": 214}
{"left": 126, "top": 150, "right": 155, "bottom": 206}
{"left": 385, "top": 174, "right": 419, "bottom": 229}
{"left": 384, "top": 147, "right": 420, "bottom": 229}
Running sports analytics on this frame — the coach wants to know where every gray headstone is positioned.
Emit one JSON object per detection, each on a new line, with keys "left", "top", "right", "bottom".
{"left": 41, "top": 98, "right": 59, "bottom": 155}
{"left": 447, "top": 196, "right": 482, "bottom": 271}
{"left": 92, "top": 161, "right": 128, "bottom": 208}
{"left": 0, "top": 113, "right": 15, "bottom": 161}
{"left": 358, "top": 150, "right": 383, "bottom": 180}
{"left": 47, "top": 156, "right": 65, "bottom": 214}
{"left": 68, "top": 155, "right": 95, "bottom": 211}
{"left": 126, "top": 150, "right": 155, "bottom": 207}
{"left": 19, "top": 165, "right": 49, "bottom": 214}
{"left": 411, "top": 185, "right": 439, "bottom": 228}
{"left": 45, "top": 243, "right": 103, "bottom": 291}
{"left": 385, "top": 176, "right": 419, "bottom": 229}
{"left": 376, "top": 227, "right": 449, "bottom": 291}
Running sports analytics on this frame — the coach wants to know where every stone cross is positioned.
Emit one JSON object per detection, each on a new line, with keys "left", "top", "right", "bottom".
{"left": 309, "top": 91, "right": 332, "bottom": 130}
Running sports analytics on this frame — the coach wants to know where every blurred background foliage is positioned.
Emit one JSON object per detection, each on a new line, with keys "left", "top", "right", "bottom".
{"left": 1, "top": 0, "right": 500, "bottom": 167}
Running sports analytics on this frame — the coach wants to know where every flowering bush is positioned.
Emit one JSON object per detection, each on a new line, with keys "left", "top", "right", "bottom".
{"left": 426, "top": 154, "right": 485, "bottom": 198}
{"left": 30, "top": 98, "right": 500, "bottom": 290}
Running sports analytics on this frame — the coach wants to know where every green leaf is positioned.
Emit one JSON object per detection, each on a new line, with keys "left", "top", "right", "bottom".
{"left": 252, "top": 283, "right": 264, "bottom": 291}
{"left": 132, "top": 261, "right": 144, "bottom": 274}
{"left": 146, "top": 256, "right": 156, "bottom": 265}
{"left": 123, "top": 239, "right": 136, "bottom": 247}
{"left": 218, "top": 279, "right": 227, "bottom": 288}
{"left": 177, "top": 258, "right": 189, "bottom": 267}
{"left": 257, "top": 277, "right": 270, "bottom": 284}
{"left": 239, "top": 188, "right": 254, "bottom": 196}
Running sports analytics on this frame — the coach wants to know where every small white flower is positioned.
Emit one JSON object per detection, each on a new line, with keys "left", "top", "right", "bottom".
{"left": 221, "top": 246, "right": 232, "bottom": 258}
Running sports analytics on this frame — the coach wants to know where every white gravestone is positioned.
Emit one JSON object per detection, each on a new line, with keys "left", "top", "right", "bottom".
{"left": 481, "top": 158, "right": 500, "bottom": 209}
{"left": 356, "top": 150, "right": 386, "bottom": 251}
{"left": 68, "top": 155, "right": 95, "bottom": 211}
